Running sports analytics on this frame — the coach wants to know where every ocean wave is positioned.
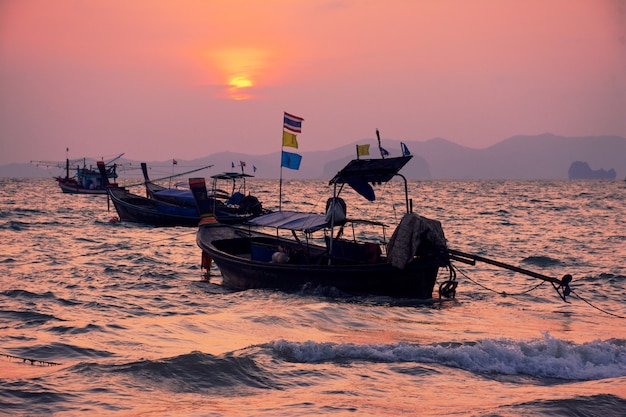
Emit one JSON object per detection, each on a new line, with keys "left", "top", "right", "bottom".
{"left": 0, "top": 384, "right": 74, "bottom": 416}
{"left": 507, "top": 394, "right": 626, "bottom": 417}
{"left": 9, "top": 342, "right": 114, "bottom": 363}
{"left": 0, "top": 309, "right": 61, "bottom": 326}
{"left": 583, "top": 272, "right": 626, "bottom": 284}
{"left": 3, "top": 220, "right": 31, "bottom": 231}
{"left": 267, "top": 334, "right": 626, "bottom": 381}
{"left": 96, "top": 349, "right": 277, "bottom": 393}
{"left": 47, "top": 323, "right": 105, "bottom": 335}
{"left": 521, "top": 255, "right": 563, "bottom": 267}
{"left": 1, "top": 289, "right": 80, "bottom": 307}
{"left": 2, "top": 289, "right": 55, "bottom": 299}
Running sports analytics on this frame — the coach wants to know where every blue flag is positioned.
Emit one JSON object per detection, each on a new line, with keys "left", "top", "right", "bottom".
{"left": 401, "top": 142, "right": 411, "bottom": 156}
{"left": 281, "top": 151, "right": 302, "bottom": 170}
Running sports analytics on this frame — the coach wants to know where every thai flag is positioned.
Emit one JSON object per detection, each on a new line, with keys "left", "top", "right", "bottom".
{"left": 283, "top": 112, "right": 304, "bottom": 134}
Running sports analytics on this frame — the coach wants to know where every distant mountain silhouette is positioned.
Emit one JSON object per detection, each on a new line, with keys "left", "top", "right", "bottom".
{"left": 4, "top": 134, "right": 625, "bottom": 180}
{"left": 568, "top": 161, "right": 616, "bottom": 179}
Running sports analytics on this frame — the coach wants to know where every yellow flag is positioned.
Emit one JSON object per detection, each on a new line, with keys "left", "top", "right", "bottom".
{"left": 282, "top": 131, "right": 298, "bottom": 148}
{"left": 357, "top": 144, "right": 370, "bottom": 156}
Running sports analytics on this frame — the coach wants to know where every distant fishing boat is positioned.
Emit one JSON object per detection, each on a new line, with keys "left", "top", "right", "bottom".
{"left": 98, "top": 161, "right": 266, "bottom": 227}
{"left": 141, "top": 162, "right": 267, "bottom": 224}
{"left": 33, "top": 151, "right": 124, "bottom": 194}
{"left": 98, "top": 162, "right": 200, "bottom": 227}
{"left": 107, "top": 185, "right": 201, "bottom": 227}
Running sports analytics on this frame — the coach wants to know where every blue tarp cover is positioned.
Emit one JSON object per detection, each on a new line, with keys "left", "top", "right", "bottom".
{"left": 248, "top": 210, "right": 328, "bottom": 233}
{"left": 155, "top": 189, "right": 195, "bottom": 205}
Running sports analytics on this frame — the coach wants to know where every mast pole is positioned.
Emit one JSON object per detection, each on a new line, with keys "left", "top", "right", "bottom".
{"left": 279, "top": 153, "right": 284, "bottom": 211}
{"left": 279, "top": 114, "right": 285, "bottom": 211}
{"left": 376, "top": 128, "right": 385, "bottom": 159}
{"left": 65, "top": 147, "right": 70, "bottom": 179}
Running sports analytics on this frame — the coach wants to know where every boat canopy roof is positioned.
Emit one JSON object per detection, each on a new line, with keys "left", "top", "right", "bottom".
{"left": 329, "top": 155, "right": 412, "bottom": 185}
{"left": 328, "top": 155, "right": 413, "bottom": 201}
{"left": 248, "top": 210, "right": 329, "bottom": 233}
{"left": 249, "top": 157, "right": 413, "bottom": 232}
{"left": 248, "top": 210, "right": 386, "bottom": 234}
{"left": 210, "top": 172, "right": 254, "bottom": 180}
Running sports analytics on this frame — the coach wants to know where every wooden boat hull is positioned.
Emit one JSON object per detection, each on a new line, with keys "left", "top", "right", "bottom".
{"left": 108, "top": 187, "right": 200, "bottom": 227}
{"left": 196, "top": 223, "right": 442, "bottom": 299}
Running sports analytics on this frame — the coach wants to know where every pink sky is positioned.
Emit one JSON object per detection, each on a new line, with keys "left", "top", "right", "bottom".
{"left": 0, "top": 0, "right": 624, "bottom": 165}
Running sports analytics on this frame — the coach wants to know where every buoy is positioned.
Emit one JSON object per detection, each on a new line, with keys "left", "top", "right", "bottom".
{"left": 109, "top": 217, "right": 120, "bottom": 222}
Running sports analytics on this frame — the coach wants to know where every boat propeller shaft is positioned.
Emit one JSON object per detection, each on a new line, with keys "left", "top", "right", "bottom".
{"left": 447, "top": 249, "right": 573, "bottom": 301}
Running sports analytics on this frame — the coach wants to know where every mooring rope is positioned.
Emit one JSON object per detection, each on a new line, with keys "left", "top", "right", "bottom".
{"left": 452, "top": 264, "right": 625, "bottom": 318}
{"left": 1, "top": 353, "right": 60, "bottom": 367}
{"left": 452, "top": 264, "right": 548, "bottom": 296}
{"left": 568, "top": 289, "right": 626, "bottom": 319}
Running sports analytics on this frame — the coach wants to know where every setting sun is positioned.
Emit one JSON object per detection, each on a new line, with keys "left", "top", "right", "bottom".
{"left": 228, "top": 76, "right": 253, "bottom": 100}
{"left": 203, "top": 47, "right": 270, "bottom": 100}
{"left": 229, "top": 76, "right": 252, "bottom": 89}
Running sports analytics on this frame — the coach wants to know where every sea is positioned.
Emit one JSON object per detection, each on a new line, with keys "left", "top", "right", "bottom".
{"left": 1, "top": 177, "right": 625, "bottom": 417}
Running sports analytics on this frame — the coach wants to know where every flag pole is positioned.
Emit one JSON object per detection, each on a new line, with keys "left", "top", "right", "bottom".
{"left": 279, "top": 132, "right": 284, "bottom": 211}
{"left": 279, "top": 112, "right": 285, "bottom": 211}
{"left": 279, "top": 112, "right": 303, "bottom": 211}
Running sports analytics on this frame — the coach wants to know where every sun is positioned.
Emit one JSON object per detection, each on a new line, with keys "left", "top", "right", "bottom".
{"left": 203, "top": 47, "right": 269, "bottom": 100}
{"left": 228, "top": 75, "right": 253, "bottom": 100}
{"left": 229, "top": 76, "right": 252, "bottom": 88}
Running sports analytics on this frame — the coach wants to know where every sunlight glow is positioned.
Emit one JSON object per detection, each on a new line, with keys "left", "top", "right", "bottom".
{"left": 205, "top": 47, "right": 269, "bottom": 100}
{"left": 229, "top": 76, "right": 252, "bottom": 88}
{"left": 228, "top": 76, "right": 253, "bottom": 100}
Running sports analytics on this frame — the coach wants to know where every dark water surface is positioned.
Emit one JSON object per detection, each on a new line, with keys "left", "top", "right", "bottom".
{"left": 1, "top": 178, "right": 625, "bottom": 416}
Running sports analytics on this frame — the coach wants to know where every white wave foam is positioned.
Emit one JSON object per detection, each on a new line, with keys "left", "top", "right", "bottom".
{"left": 268, "top": 333, "right": 626, "bottom": 380}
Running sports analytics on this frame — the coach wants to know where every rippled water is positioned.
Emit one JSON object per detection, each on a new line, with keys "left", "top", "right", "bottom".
{"left": 1, "top": 178, "right": 625, "bottom": 416}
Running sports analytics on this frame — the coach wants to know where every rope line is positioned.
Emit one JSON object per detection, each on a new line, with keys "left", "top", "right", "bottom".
{"left": 569, "top": 289, "right": 626, "bottom": 319}
{"left": 453, "top": 265, "right": 625, "bottom": 318}
{"left": 453, "top": 264, "right": 547, "bottom": 296}
{"left": 1, "top": 353, "right": 60, "bottom": 366}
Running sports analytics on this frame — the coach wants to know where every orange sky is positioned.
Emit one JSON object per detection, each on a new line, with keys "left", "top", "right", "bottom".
{"left": 0, "top": 0, "right": 624, "bottom": 165}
